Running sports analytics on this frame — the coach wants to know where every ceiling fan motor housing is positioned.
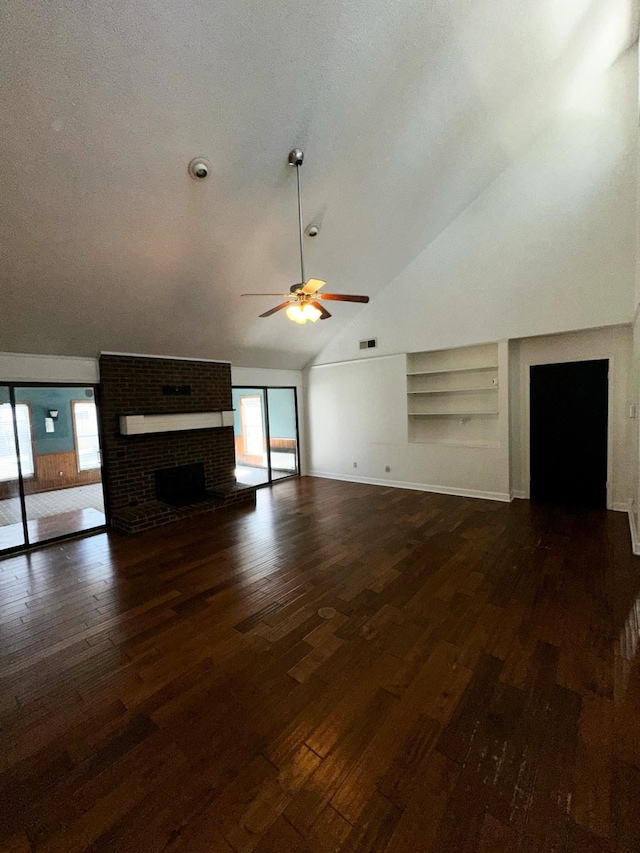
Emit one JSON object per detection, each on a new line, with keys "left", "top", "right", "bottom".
{"left": 288, "top": 148, "right": 304, "bottom": 166}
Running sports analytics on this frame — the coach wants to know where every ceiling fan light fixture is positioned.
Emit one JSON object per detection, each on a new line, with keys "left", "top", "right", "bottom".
{"left": 304, "top": 303, "right": 322, "bottom": 323}
{"left": 286, "top": 303, "right": 321, "bottom": 324}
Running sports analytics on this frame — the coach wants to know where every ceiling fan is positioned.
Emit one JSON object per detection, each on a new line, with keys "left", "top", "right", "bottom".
{"left": 241, "top": 148, "right": 369, "bottom": 324}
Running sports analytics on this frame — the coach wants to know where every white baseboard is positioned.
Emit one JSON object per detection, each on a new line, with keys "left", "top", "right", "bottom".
{"left": 628, "top": 507, "right": 640, "bottom": 556}
{"left": 610, "top": 502, "right": 628, "bottom": 513}
{"left": 308, "top": 471, "right": 511, "bottom": 503}
{"left": 511, "top": 492, "right": 627, "bottom": 512}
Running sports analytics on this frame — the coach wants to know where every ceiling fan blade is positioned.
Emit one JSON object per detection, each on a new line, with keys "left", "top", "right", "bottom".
{"left": 310, "top": 300, "right": 331, "bottom": 320}
{"left": 242, "top": 293, "right": 293, "bottom": 297}
{"left": 301, "top": 278, "right": 326, "bottom": 294}
{"left": 259, "top": 302, "right": 292, "bottom": 318}
{"left": 317, "top": 293, "right": 370, "bottom": 303}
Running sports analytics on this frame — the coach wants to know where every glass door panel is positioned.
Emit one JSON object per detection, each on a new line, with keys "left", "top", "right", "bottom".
{"left": 14, "top": 386, "right": 106, "bottom": 545}
{"left": 266, "top": 388, "right": 299, "bottom": 481}
{"left": 232, "top": 388, "right": 270, "bottom": 486}
{"left": 0, "top": 386, "right": 26, "bottom": 552}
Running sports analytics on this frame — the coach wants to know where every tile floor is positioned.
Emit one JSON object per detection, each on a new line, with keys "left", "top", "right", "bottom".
{"left": 0, "top": 483, "right": 105, "bottom": 525}
{"left": 235, "top": 451, "right": 297, "bottom": 486}
{"left": 236, "top": 466, "right": 297, "bottom": 486}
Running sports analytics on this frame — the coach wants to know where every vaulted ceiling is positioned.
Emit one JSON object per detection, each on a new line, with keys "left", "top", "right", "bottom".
{"left": 2, "top": 0, "right": 636, "bottom": 368}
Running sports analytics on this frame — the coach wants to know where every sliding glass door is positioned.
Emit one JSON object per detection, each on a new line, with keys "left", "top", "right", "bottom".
{"left": 0, "top": 386, "right": 26, "bottom": 551}
{"left": 266, "top": 388, "right": 299, "bottom": 481}
{"left": 233, "top": 389, "right": 270, "bottom": 487}
{"left": 232, "top": 386, "right": 300, "bottom": 487}
{"left": 0, "top": 384, "right": 106, "bottom": 556}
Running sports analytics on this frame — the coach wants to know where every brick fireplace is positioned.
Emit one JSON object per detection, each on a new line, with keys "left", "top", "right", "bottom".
{"left": 99, "top": 354, "right": 255, "bottom": 533}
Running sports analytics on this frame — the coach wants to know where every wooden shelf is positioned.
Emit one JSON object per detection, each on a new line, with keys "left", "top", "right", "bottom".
{"left": 407, "top": 387, "right": 498, "bottom": 395}
{"left": 408, "top": 411, "right": 499, "bottom": 417}
{"left": 120, "top": 410, "right": 234, "bottom": 435}
{"left": 407, "top": 365, "right": 498, "bottom": 376}
{"left": 409, "top": 439, "right": 500, "bottom": 448}
{"left": 406, "top": 343, "right": 500, "bottom": 446}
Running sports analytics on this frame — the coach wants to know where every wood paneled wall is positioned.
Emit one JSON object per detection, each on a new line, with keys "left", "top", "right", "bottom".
{"left": 234, "top": 435, "right": 265, "bottom": 468}
{"left": 0, "top": 451, "right": 101, "bottom": 499}
{"left": 269, "top": 437, "right": 296, "bottom": 452}
{"left": 29, "top": 451, "right": 101, "bottom": 493}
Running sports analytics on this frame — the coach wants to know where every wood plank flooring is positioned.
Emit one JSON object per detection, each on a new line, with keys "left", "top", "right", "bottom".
{"left": 0, "top": 508, "right": 106, "bottom": 552}
{"left": 1, "top": 476, "right": 639, "bottom": 852}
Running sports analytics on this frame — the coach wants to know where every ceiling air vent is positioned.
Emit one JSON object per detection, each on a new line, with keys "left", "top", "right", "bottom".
{"left": 359, "top": 338, "right": 377, "bottom": 350}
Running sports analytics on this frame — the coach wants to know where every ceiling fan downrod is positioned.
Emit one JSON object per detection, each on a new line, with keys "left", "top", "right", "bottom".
{"left": 240, "top": 149, "right": 369, "bottom": 321}
{"left": 288, "top": 148, "right": 305, "bottom": 290}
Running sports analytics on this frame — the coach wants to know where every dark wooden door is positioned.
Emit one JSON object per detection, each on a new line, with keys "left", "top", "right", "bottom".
{"left": 530, "top": 359, "right": 608, "bottom": 508}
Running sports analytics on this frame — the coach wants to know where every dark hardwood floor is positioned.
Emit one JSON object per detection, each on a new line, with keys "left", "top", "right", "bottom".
{"left": 0, "top": 508, "right": 107, "bottom": 552}
{"left": 1, "top": 476, "right": 639, "bottom": 852}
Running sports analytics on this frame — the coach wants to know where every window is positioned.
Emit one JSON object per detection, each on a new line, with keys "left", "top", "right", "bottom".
{"left": 72, "top": 401, "right": 101, "bottom": 471}
{"left": 240, "top": 395, "right": 265, "bottom": 456}
{"left": 0, "top": 403, "right": 34, "bottom": 481}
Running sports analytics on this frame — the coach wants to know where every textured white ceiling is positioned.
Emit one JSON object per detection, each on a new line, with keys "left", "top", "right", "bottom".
{"left": 1, "top": 0, "right": 637, "bottom": 368}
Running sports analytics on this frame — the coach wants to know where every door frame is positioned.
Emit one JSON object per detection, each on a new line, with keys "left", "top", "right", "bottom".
{"left": 522, "top": 355, "right": 614, "bottom": 510}
{"left": 0, "top": 381, "right": 108, "bottom": 557}
{"left": 232, "top": 385, "right": 301, "bottom": 488}
{"left": 238, "top": 394, "right": 267, "bottom": 463}
{"left": 71, "top": 398, "right": 103, "bottom": 474}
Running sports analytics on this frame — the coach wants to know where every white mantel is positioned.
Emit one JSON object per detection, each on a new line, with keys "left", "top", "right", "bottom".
{"left": 119, "top": 410, "right": 235, "bottom": 436}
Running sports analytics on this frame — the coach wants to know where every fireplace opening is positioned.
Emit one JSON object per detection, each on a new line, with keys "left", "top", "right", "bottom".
{"left": 154, "top": 462, "right": 210, "bottom": 507}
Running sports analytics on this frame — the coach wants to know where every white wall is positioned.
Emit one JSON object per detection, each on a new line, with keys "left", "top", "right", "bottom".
{"left": 231, "top": 366, "right": 307, "bottom": 473}
{"left": 307, "top": 327, "right": 635, "bottom": 509}
{"left": 631, "top": 310, "right": 640, "bottom": 550}
{"left": 306, "top": 350, "right": 511, "bottom": 500}
{"left": 304, "top": 49, "right": 638, "bottom": 518}
{"left": 630, "top": 44, "right": 640, "bottom": 551}
{"left": 0, "top": 351, "right": 99, "bottom": 383}
{"left": 509, "top": 326, "right": 634, "bottom": 510}
{"left": 231, "top": 366, "right": 302, "bottom": 388}
{"left": 310, "top": 50, "right": 637, "bottom": 368}
{"left": 508, "top": 338, "right": 521, "bottom": 496}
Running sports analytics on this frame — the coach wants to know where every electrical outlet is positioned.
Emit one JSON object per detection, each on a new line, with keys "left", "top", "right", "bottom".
{"left": 385, "top": 465, "right": 391, "bottom": 473}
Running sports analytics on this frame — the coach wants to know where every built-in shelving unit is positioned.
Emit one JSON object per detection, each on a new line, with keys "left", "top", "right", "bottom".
{"left": 406, "top": 365, "right": 497, "bottom": 376}
{"left": 407, "top": 343, "right": 500, "bottom": 446}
